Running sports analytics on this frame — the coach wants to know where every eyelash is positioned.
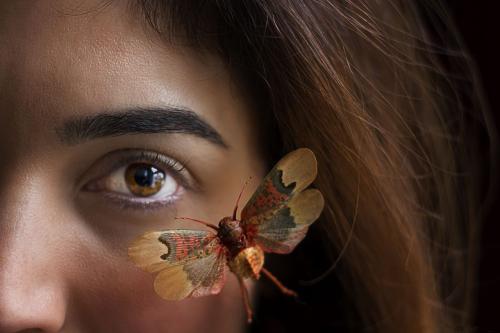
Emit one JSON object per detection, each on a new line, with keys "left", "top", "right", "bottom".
{"left": 114, "top": 151, "right": 186, "bottom": 182}
{"left": 83, "top": 150, "right": 191, "bottom": 211}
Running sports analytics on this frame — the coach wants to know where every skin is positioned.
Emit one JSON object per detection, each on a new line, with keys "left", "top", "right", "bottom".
{"left": 0, "top": 1, "right": 266, "bottom": 332}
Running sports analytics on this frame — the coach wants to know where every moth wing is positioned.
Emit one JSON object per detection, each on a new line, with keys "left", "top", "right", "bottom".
{"left": 128, "top": 229, "right": 210, "bottom": 273}
{"left": 241, "top": 148, "right": 322, "bottom": 253}
{"left": 128, "top": 230, "right": 226, "bottom": 300}
{"left": 245, "top": 189, "right": 324, "bottom": 254}
{"left": 241, "top": 148, "right": 318, "bottom": 221}
{"left": 153, "top": 243, "right": 226, "bottom": 300}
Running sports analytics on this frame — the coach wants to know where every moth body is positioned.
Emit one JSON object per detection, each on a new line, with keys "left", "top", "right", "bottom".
{"left": 217, "top": 217, "right": 265, "bottom": 279}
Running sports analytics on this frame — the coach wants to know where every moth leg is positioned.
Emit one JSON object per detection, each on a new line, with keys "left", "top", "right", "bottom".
{"left": 261, "top": 267, "right": 298, "bottom": 297}
{"left": 237, "top": 276, "right": 253, "bottom": 323}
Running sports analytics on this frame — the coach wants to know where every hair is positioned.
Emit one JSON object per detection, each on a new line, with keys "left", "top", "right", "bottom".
{"left": 131, "top": 1, "right": 494, "bottom": 332}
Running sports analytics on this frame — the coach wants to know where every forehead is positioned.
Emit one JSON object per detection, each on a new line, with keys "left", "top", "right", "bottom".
{"left": 1, "top": 1, "right": 167, "bottom": 97}
{"left": 0, "top": 1, "right": 247, "bottom": 149}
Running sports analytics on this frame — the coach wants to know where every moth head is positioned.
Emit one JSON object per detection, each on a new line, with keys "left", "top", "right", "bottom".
{"left": 218, "top": 217, "right": 243, "bottom": 237}
{"left": 217, "top": 217, "right": 246, "bottom": 251}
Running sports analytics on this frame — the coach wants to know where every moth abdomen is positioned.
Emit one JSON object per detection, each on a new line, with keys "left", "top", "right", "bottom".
{"left": 227, "top": 246, "right": 264, "bottom": 279}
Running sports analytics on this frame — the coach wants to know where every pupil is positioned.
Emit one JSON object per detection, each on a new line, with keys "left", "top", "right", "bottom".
{"left": 133, "top": 165, "right": 165, "bottom": 187}
{"left": 134, "top": 166, "right": 156, "bottom": 187}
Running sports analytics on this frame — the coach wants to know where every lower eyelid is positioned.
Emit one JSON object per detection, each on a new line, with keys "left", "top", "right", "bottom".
{"left": 98, "top": 190, "right": 182, "bottom": 211}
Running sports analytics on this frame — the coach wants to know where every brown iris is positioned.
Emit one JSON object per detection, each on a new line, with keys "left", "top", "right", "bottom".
{"left": 125, "top": 163, "right": 166, "bottom": 197}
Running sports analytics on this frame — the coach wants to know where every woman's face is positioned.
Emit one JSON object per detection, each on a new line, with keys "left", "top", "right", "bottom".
{"left": 0, "top": 1, "right": 265, "bottom": 332}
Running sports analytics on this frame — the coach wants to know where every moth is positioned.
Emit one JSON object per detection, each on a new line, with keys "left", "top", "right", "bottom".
{"left": 128, "top": 148, "right": 324, "bottom": 323}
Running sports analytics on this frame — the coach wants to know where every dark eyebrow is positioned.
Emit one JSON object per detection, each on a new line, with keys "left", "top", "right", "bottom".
{"left": 55, "top": 106, "right": 228, "bottom": 148}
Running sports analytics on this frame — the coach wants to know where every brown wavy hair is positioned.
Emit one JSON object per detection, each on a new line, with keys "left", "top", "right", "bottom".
{"left": 132, "top": 1, "right": 493, "bottom": 332}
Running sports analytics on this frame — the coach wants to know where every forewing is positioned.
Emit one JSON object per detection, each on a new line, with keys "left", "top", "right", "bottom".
{"left": 241, "top": 148, "right": 322, "bottom": 253}
{"left": 128, "top": 230, "right": 226, "bottom": 300}
{"left": 246, "top": 189, "right": 324, "bottom": 254}
{"left": 241, "top": 148, "right": 318, "bottom": 221}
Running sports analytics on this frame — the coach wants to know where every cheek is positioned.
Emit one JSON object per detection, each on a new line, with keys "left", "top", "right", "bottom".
{"left": 62, "top": 233, "right": 245, "bottom": 332}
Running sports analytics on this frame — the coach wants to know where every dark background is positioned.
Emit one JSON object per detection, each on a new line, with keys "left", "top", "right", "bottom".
{"left": 252, "top": 3, "right": 499, "bottom": 332}
{"left": 447, "top": 2, "right": 500, "bottom": 332}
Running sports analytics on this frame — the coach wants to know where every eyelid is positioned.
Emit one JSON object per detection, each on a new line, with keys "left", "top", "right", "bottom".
{"left": 80, "top": 148, "right": 198, "bottom": 194}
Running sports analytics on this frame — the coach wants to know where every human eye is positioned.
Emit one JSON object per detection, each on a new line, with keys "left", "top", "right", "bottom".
{"left": 82, "top": 149, "right": 192, "bottom": 210}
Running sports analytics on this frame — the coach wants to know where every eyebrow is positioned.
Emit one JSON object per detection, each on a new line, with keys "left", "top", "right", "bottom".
{"left": 55, "top": 106, "right": 228, "bottom": 148}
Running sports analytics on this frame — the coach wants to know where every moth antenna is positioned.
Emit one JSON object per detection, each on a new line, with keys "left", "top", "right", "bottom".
{"left": 175, "top": 217, "right": 219, "bottom": 231}
{"left": 232, "top": 176, "right": 253, "bottom": 220}
{"left": 261, "top": 268, "right": 298, "bottom": 298}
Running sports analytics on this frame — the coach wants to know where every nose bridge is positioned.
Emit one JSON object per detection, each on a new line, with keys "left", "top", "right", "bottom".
{"left": 0, "top": 165, "right": 49, "bottom": 252}
{"left": 0, "top": 166, "right": 67, "bottom": 332}
{"left": 0, "top": 165, "right": 42, "bottom": 253}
